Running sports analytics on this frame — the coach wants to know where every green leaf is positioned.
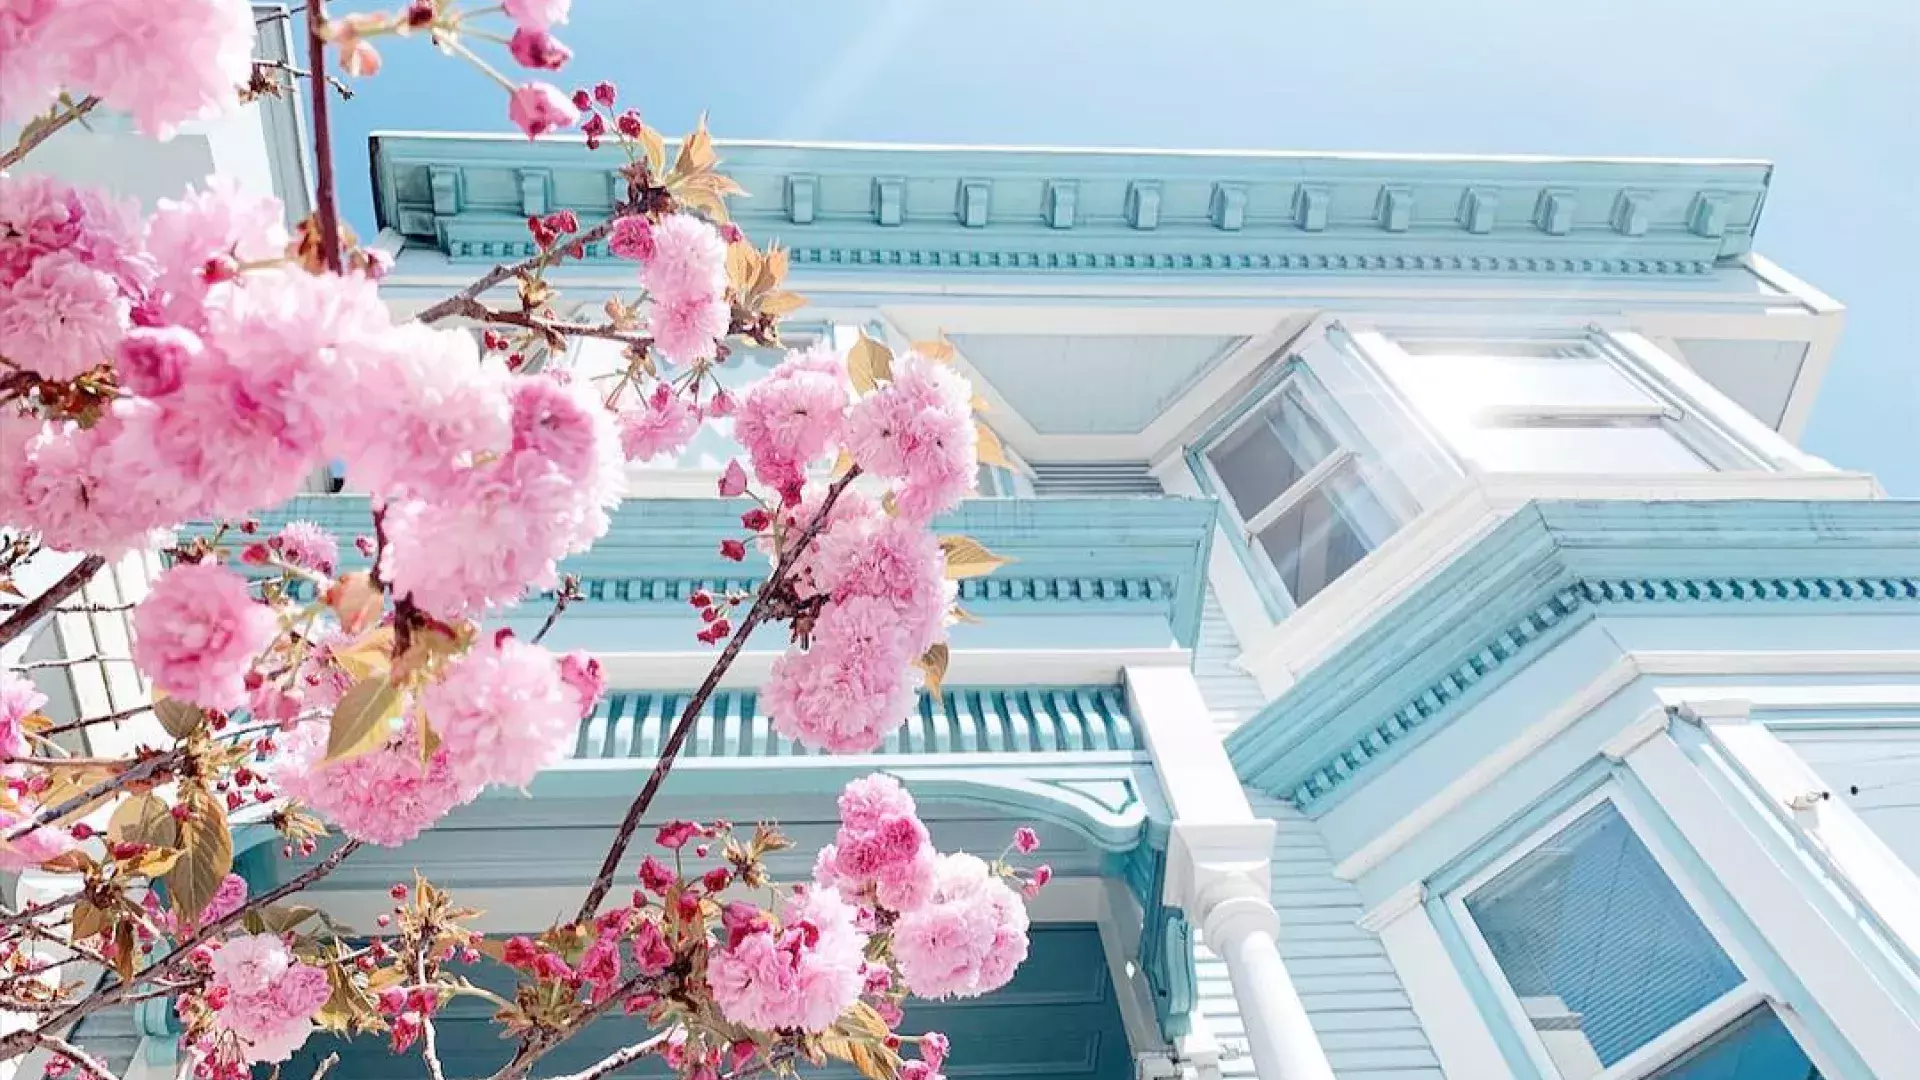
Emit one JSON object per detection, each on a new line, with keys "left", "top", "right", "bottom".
{"left": 325, "top": 676, "right": 404, "bottom": 764}
{"left": 165, "top": 786, "right": 233, "bottom": 926}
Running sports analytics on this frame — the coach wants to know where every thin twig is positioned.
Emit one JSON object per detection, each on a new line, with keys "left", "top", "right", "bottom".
{"left": 8, "top": 654, "right": 129, "bottom": 672}
{"left": 486, "top": 970, "right": 661, "bottom": 1080}
{"left": 416, "top": 939, "right": 448, "bottom": 1080}
{"left": 0, "top": 894, "right": 79, "bottom": 931}
{"left": 306, "top": 0, "right": 343, "bottom": 274}
{"left": 35, "top": 702, "right": 160, "bottom": 739}
{"left": 311, "top": 1052, "right": 342, "bottom": 1080}
{"left": 531, "top": 576, "right": 581, "bottom": 646}
{"left": 253, "top": 57, "right": 355, "bottom": 101}
{"left": 4, "top": 750, "right": 180, "bottom": 844}
{"left": 414, "top": 212, "right": 633, "bottom": 325}
{"left": 540, "top": 1031, "right": 672, "bottom": 1080}
{"left": 438, "top": 298, "right": 655, "bottom": 350}
{"left": 572, "top": 468, "right": 861, "bottom": 922}
{"left": 0, "top": 96, "right": 100, "bottom": 172}
{"left": 0, "top": 555, "right": 106, "bottom": 648}
{"left": 0, "top": 602, "right": 135, "bottom": 615}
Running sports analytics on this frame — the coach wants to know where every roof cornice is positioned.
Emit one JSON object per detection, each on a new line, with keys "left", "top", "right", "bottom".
{"left": 370, "top": 134, "right": 1770, "bottom": 280}
{"left": 1226, "top": 498, "right": 1920, "bottom": 809}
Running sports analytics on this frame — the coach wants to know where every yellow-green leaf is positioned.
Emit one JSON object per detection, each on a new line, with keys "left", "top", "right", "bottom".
{"left": 757, "top": 290, "right": 808, "bottom": 316}
{"left": 939, "top": 535, "right": 1014, "bottom": 580}
{"left": 125, "top": 847, "right": 183, "bottom": 878}
{"left": 673, "top": 115, "right": 717, "bottom": 175}
{"left": 113, "top": 919, "right": 136, "bottom": 982}
{"left": 331, "top": 626, "right": 395, "bottom": 682}
{"left": 152, "top": 694, "right": 202, "bottom": 740}
{"left": 917, "top": 642, "right": 950, "bottom": 701}
{"left": 165, "top": 786, "right": 233, "bottom": 926}
{"left": 639, "top": 126, "right": 667, "bottom": 177}
{"left": 975, "top": 420, "right": 1011, "bottom": 469}
{"left": 108, "top": 793, "right": 178, "bottom": 849}
{"left": 325, "top": 676, "right": 404, "bottom": 764}
{"left": 725, "top": 242, "right": 759, "bottom": 292}
{"left": 846, "top": 334, "right": 893, "bottom": 394}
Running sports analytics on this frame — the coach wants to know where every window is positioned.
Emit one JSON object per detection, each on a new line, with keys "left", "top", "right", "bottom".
{"left": 1377, "top": 336, "right": 1711, "bottom": 474}
{"left": 1198, "top": 374, "right": 1398, "bottom": 608}
{"left": 1452, "top": 797, "right": 1824, "bottom": 1080}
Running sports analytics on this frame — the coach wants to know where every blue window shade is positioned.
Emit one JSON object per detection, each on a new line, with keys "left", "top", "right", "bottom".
{"left": 1465, "top": 801, "right": 1743, "bottom": 1071}
{"left": 1649, "top": 1007, "right": 1822, "bottom": 1080}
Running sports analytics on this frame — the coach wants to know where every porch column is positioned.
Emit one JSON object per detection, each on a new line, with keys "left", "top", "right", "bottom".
{"left": 1125, "top": 666, "right": 1337, "bottom": 1080}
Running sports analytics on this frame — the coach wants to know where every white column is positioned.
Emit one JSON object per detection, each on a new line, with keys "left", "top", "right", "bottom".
{"left": 1203, "top": 893, "right": 1335, "bottom": 1080}
{"left": 1126, "top": 666, "right": 1339, "bottom": 1080}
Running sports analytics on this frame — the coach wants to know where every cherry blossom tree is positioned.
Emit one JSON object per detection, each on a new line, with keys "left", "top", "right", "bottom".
{"left": 0, "top": 3, "right": 1042, "bottom": 1078}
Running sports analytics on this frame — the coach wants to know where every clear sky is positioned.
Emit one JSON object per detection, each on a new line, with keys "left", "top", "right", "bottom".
{"left": 328, "top": 0, "right": 1920, "bottom": 490}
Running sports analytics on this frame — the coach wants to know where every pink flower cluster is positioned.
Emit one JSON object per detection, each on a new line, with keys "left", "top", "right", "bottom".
{"left": 204, "top": 933, "right": 330, "bottom": 1064}
{"left": 618, "top": 381, "right": 700, "bottom": 463}
{"left": 891, "top": 852, "right": 1030, "bottom": 1000}
{"left": 0, "top": 0, "right": 253, "bottom": 138}
{"left": 0, "top": 669, "right": 43, "bottom": 760}
{"left": 844, "top": 352, "right": 978, "bottom": 523}
{"left": 271, "top": 717, "right": 479, "bottom": 848}
{"left": 0, "top": 173, "right": 146, "bottom": 382}
{"left": 131, "top": 562, "right": 278, "bottom": 712}
{"left": 421, "top": 633, "right": 598, "bottom": 791}
{"left": 708, "top": 886, "right": 868, "bottom": 1034}
{"left": 0, "top": 670, "right": 73, "bottom": 872}
{"left": 813, "top": 774, "right": 937, "bottom": 912}
{"left": 634, "top": 214, "right": 730, "bottom": 364}
{"left": 735, "top": 342, "right": 849, "bottom": 502}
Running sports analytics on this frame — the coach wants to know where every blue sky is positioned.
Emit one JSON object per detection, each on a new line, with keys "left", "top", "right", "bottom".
{"left": 329, "top": 0, "right": 1920, "bottom": 490}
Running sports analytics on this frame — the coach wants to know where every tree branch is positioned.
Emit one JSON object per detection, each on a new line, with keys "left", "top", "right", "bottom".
{"left": 305, "top": 0, "right": 343, "bottom": 274}
{"left": 572, "top": 468, "right": 861, "bottom": 922}
{"left": 432, "top": 298, "right": 655, "bottom": 351}
{"left": 413, "top": 213, "right": 632, "bottom": 325}
{"left": 415, "top": 939, "right": 448, "bottom": 1080}
{"left": 0, "top": 96, "right": 100, "bottom": 172}
{"left": 33, "top": 1033, "right": 116, "bottom": 1080}
{"left": 540, "top": 1031, "right": 671, "bottom": 1080}
{"left": 0, "top": 555, "right": 106, "bottom": 648}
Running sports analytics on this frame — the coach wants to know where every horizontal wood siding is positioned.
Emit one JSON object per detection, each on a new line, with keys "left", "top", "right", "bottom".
{"left": 1192, "top": 586, "right": 1443, "bottom": 1080}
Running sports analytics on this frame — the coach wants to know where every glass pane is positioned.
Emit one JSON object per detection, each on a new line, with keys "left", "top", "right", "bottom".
{"left": 1254, "top": 470, "right": 1389, "bottom": 606}
{"left": 1465, "top": 801, "right": 1743, "bottom": 1078}
{"left": 1390, "top": 338, "right": 1655, "bottom": 413}
{"left": 1454, "top": 425, "right": 1710, "bottom": 474}
{"left": 1206, "top": 390, "right": 1335, "bottom": 519}
{"left": 1650, "top": 1007, "right": 1821, "bottom": 1080}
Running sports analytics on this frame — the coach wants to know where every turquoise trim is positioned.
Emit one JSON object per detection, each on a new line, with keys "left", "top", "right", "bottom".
{"left": 371, "top": 135, "right": 1769, "bottom": 277}
{"left": 1423, "top": 890, "right": 1541, "bottom": 1076}
{"left": 1229, "top": 499, "right": 1920, "bottom": 809}
{"left": 1426, "top": 757, "right": 1614, "bottom": 896}
{"left": 1119, "top": 840, "right": 1195, "bottom": 1042}
{"left": 207, "top": 493, "right": 1218, "bottom": 649}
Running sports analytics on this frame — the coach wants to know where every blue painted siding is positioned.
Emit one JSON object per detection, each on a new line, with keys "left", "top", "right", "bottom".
{"left": 1189, "top": 587, "right": 1442, "bottom": 1080}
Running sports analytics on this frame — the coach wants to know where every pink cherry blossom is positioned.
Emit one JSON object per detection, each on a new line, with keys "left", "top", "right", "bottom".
{"left": 813, "top": 515, "right": 951, "bottom": 654}
{"left": 273, "top": 521, "right": 338, "bottom": 576}
{"left": 816, "top": 775, "right": 937, "bottom": 913}
{"left": 0, "top": 797, "right": 76, "bottom": 872}
{"left": 0, "top": 414, "right": 186, "bottom": 558}
{"left": 763, "top": 596, "right": 920, "bottom": 754}
{"left": 335, "top": 322, "right": 513, "bottom": 499}
{"left": 641, "top": 214, "right": 727, "bottom": 306}
{"left": 131, "top": 561, "right": 277, "bottom": 711}
{"left": 48, "top": 0, "right": 252, "bottom": 139}
{"left": 617, "top": 384, "right": 699, "bottom": 462}
{"left": 424, "top": 635, "right": 580, "bottom": 790}
{"left": 0, "top": 172, "right": 147, "bottom": 289}
{"left": 735, "top": 342, "right": 849, "bottom": 498}
{"left": 116, "top": 325, "right": 199, "bottom": 397}
{"left": 508, "top": 27, "right": 571, "bottom": 70}
{"left": 648, "top": 291, "right": 730, "bottom": 364}
{"left": 892, "top": 853, "right": 1030, "bottom": 999}
{"left": 143, "top": 179, "right": 288, "bottom": 328}
{"left": 0, "top": 252, "right": 127, "bottom": 380}
{"left": 504, "top": 0, "right": 572, "bottom": 30}
{"left": 270, "top": 717, "right": 478, "bottom": 847}
{"left": 608, "top": 216, "right": 655, "bottom": 262}
{"left": 708, "top": 887, "right": 867, "bottom": 1034}
{"left": 558, "top": 650, "right": 606, "bottom": 718}
{"left": 1012, "top": 826, "right": 1040, "bottom": 855}
{"left": 844, "top": 352, "right": 978, "bottom": 521}
{"left": 0, "top": 669, "right": 45, "bottom": 759}
{"left": 508, "top": 82, "right": 579, "bottom": 139}
{"left": 0, "top": 1, "right": 62, "bottom": 125}
{"left": 207, "top": 933, "right": 329, "bottom": 1064}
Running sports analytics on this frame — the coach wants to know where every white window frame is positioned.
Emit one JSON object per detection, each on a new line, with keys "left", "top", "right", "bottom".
{"left": 1444, "top": 786, "right": 1813, "bottom": 1080}
{"left": 1195, "top": 366, "right": 1413, "bottom": 612}
{"left": 1350, "top": 325, "right": 1778, "bottom": 475}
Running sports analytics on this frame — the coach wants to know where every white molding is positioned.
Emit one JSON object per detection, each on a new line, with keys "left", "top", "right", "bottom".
{"left": 1124, "top": 666, "right": 1257, "bottom": 826}
{"left": 598, "top": 647, "right": 1191, "bottom": 690}
{"left": 1371, "top": 897, "right": 1516, "bottom": 1079}
{"left": 1333, "top": 650, "right": 1920, "bottom": 882}
{"left": 1600, "top": 986, "right": 1765, "bottom": 1080}
{"left": 1600, "top": 706, "right": 1672, "bottom": 762}
{"left": 1622, "top": 733, "right": 1920, "bottom": 1074}
{"left": 1355, "top": 880, "right": 1426, "bottom": 934}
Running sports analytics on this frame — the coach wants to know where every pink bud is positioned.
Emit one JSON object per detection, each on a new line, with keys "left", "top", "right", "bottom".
{"left": 717, "top": 460, "right": 748, "bottom": 497}
{"left": 508, "top": 27, "right": 572, "bottom": 70}
{"left": 508, "top": 82, "right": 581, "bottom": 140}
{"left": 719, "top": 539, "right": 746, "bottom": 562}
{"left": 593, "top": 80, "right": 617, "bottom": 107}
{"left": 1013, "top": 826, "right": 1040, "bottom": 855}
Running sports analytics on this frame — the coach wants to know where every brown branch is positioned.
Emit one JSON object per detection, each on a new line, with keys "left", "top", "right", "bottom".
{"left": 306, "top": 0, "right": 343, "bottom": 274}
{"left": 252, "top": 57, "right": 354, "bottom": 101}
{"left": 0, "top": 555, "right": 105, "bottom": 648}
{"left": 414, "top": 212, "right": 632, "bottom": 325}
{"left": 311, "top": 1053, "right": 342, "bottom": 1080}
{"left": 0, "top": 96, "right": 100, "bottom": 172}
{"left": 433, "top": 298, "right": 655, "bottom": 351}
{"left": 572, "top": 468, "right": 861, "bottom": 922}
{"left": 485, "top": 970, "right": 662, "bottom": 1080}
{"left": 531, "top": 576, "right": 581, "bottom": 646}
{"left": 5, "top": 750, "right": 180, "bottom": 844}
{"left": 0, "top": 602, "right": 136, "bottom": 615}
{"left": 35, "top": 702, "right": 158, "bottom": 739}
{"left": 34, "top": 1033, "right": 115, "bottom": 1080}
{"left": 8, "top": 654, "right": 129, "bottom": 672}
{"left": 415, "top": 939, "right": 448, "bottom": 1080}
{"left": 0, "top": 893, "right": 79, "bottom": 931}
{"left": 539, "top": 1031, "right": 671, "bottom": 1080}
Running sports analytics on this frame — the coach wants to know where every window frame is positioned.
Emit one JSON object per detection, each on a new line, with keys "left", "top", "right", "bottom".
{"left": 1186, "top": 361, "right": 1413, "bottom": 617}
{"left": 1443, "top": 786, "right": 1815, "bottom": 1080}
{"left": 1354, "top": 325, "right": 1776, "bottom": 476}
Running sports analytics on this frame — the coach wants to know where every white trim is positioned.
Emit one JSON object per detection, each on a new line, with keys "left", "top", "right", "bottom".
{"left": 1621, "top": 733, "right": 1920, "bottom": 1074}
{"left": 1600, "top": 706, "right": 1672, "bottom": 762}
{"left": 597, "top": 646, "right": 1191, "bottom": 690}
{"left": 1369, "top": 897, "right": 1516, "bottom": 1079}
{"left": 1333, "top": 650, "right": 1920, "bottom": 882}
{"left": 1241, "top": 449, "right": 1357, "bottom": 537}
{"left": 1355, "top": 880, "right": 1426, "bottom": 934}
{"left": 1600, "top": 986, "right": 1765, "bottom": 1080}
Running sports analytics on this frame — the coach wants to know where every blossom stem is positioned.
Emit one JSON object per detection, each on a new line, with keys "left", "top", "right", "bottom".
{"left": 414, "top": 213, "right": 636, "bottom": 325}
{"left": 416, "top": 940, "right": 449, "bottom": 1080}
{"left": 4, "top": 749, "right": 181, "bottom": 845}
{"left": 570, "top": 468, "right": 863, "bottom": 923}
{"left": 0, "top": 96, "right": 100, "bottom": 172}
{"left": 540, "top": 1032, "right": 672, "bottom": 1080}
{"left": 0, "top": 556, "right": 106, "bottom": 648}
{"left": 447, "top": 39, "right": 519, "bottom": 94}
{"left": 306, "top": 0, "right": 344, "bottom": 274}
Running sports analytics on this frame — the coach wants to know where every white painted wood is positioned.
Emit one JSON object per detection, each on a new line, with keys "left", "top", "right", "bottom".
{"left": 1623, "top": 734, "right": 1920, "bottom": 1074}
{"left": 1124, "top": 666, "right": 1255, "bottom": 825}
{"left": 1371, "top": 899, "right": 1516, "bottom": 1080}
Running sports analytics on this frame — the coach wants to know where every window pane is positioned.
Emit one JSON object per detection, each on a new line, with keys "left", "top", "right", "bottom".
{"left": 1649, "top": 1007, "right": 1822, "bottom": 1080}
{"left": 1465, "top": 801, "right": 1743, "bottom": 1077}
{"left": 1255, "top": 470, "right": 1389, "bottom": 606}
{"left": 1454, "top": 425, "right": 1710, "bottom": 474}
{"left": 1207, "top": 390, "right": 1335, "bottom": 518}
